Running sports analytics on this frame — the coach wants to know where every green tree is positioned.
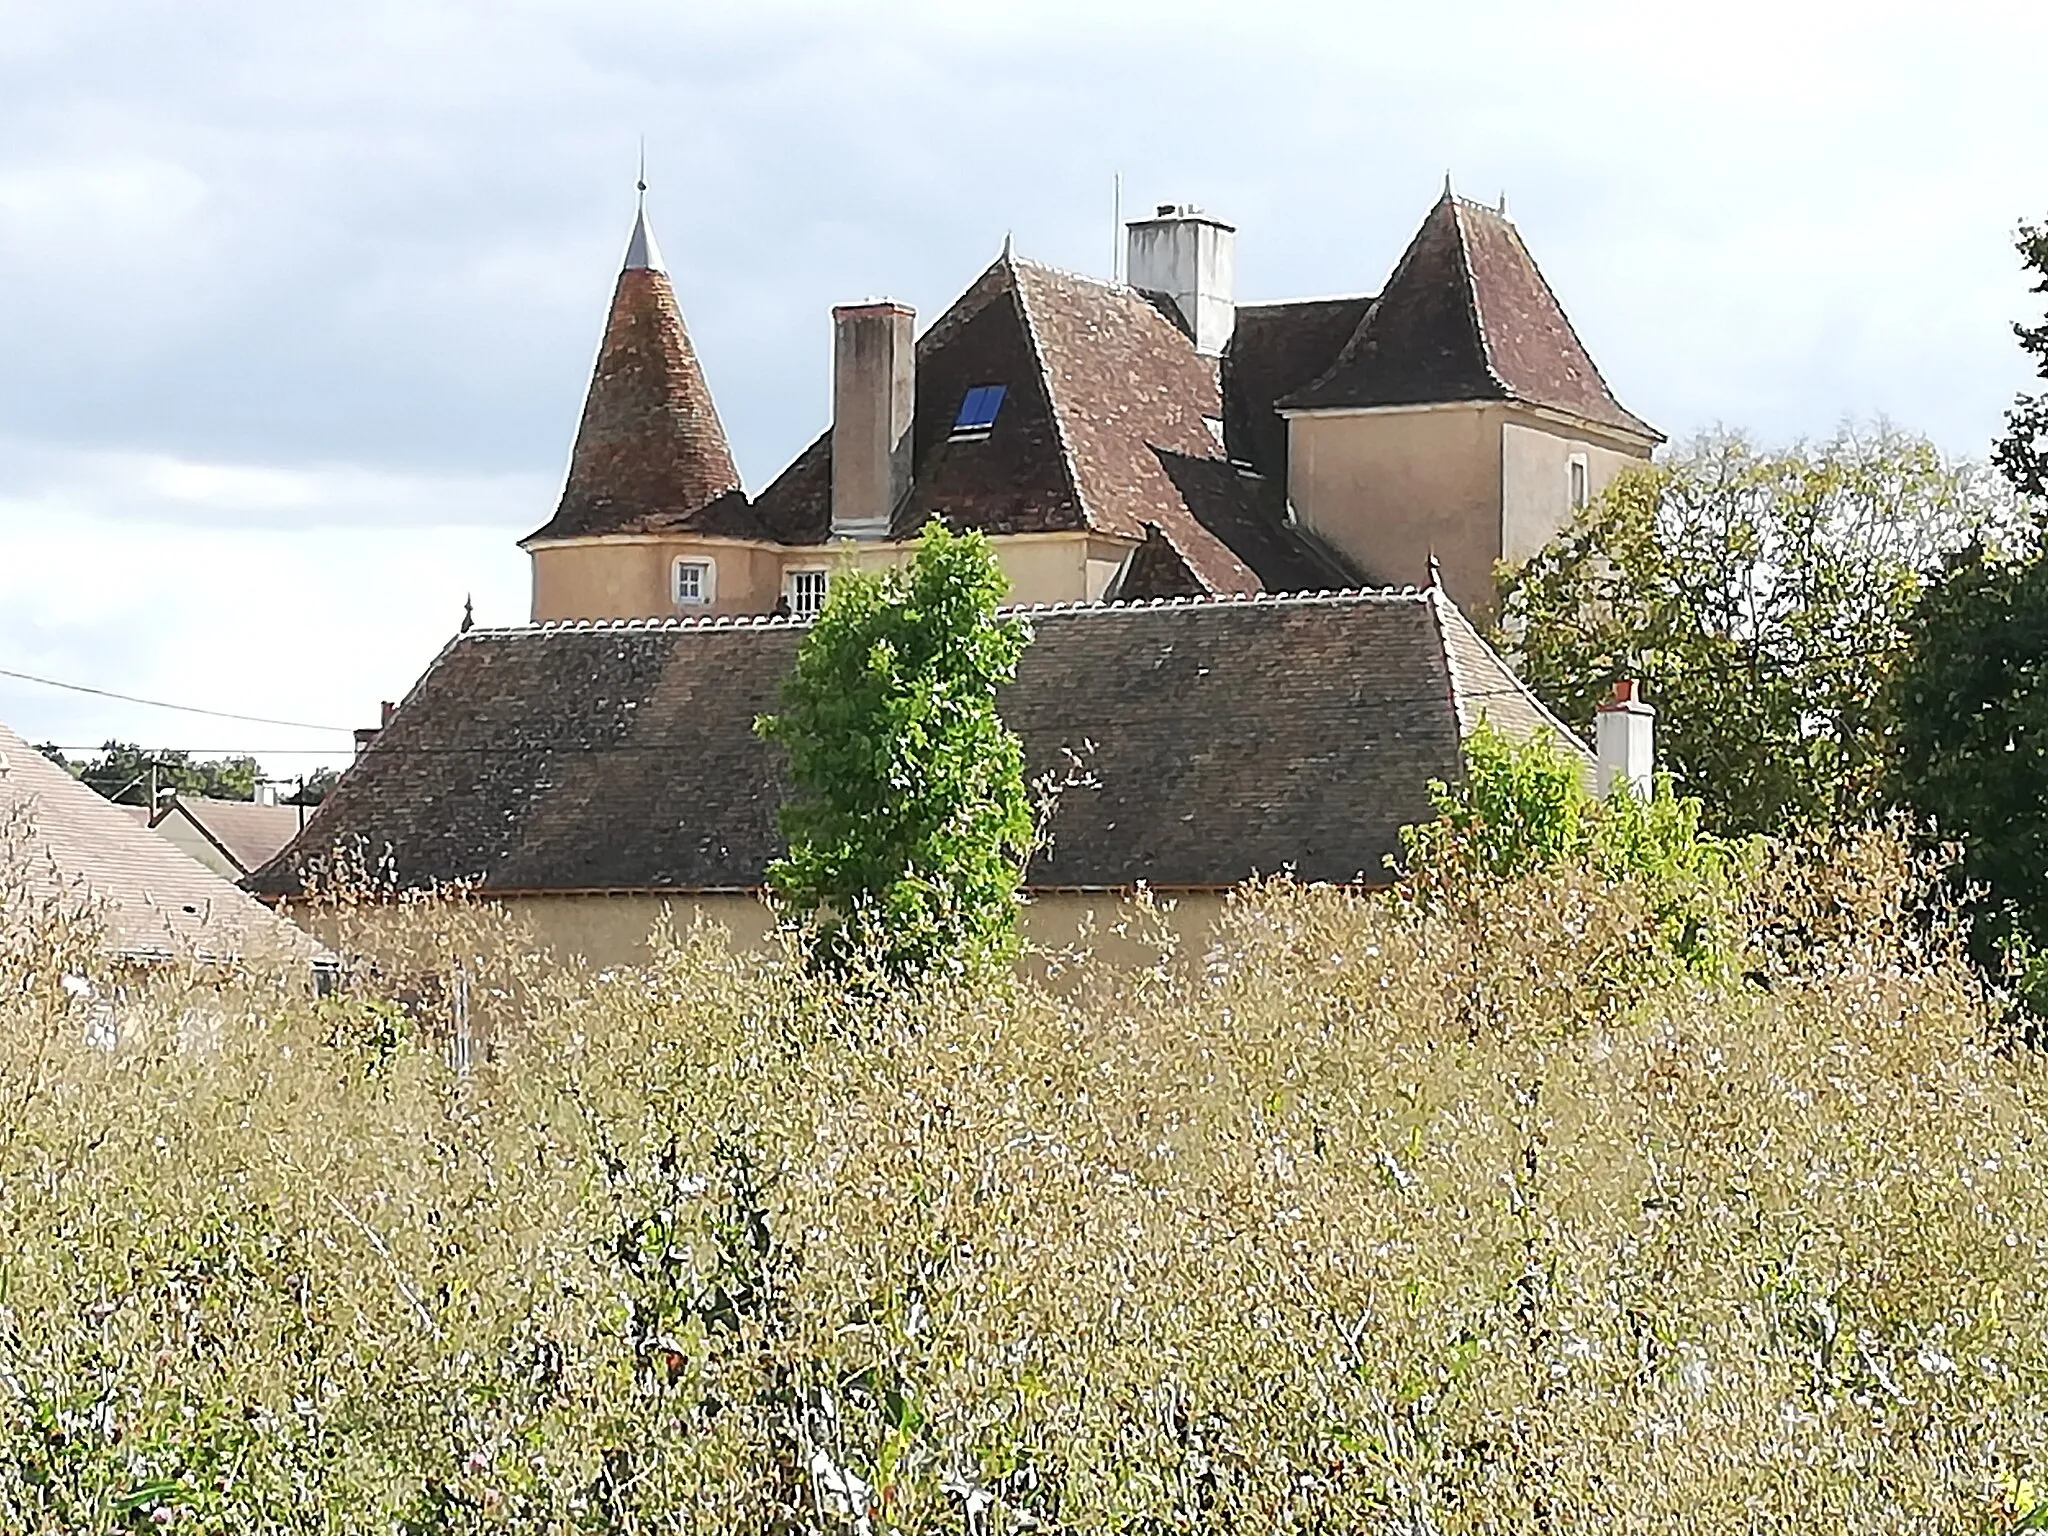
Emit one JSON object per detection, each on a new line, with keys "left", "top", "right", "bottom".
{"left": 1497, "top": 427, "right": 2026, "bottom": 836}
{"left": 1994, "top": 216, "right": 2048, "bottom": 499}
{"left": 1401, "top": 723, "right": 1749, "bottom": 976}
{"left": 1891, "top": 544, "right": 2048, "bottom": 999}
{"left": 37, "top": 741, "right": 261, "bottom": 806}
{"left": 754, "top": 525, "right": 1034, "bottom": 978}
{"left": 286, "top": 766, "right": 342, "bottom": 807}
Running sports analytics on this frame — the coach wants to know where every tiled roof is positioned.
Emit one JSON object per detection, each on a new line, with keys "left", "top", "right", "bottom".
{"left": 750, "top": 255, "right": 1346, "bottom": 598}
{"left": 247, "top": 590, "right": 1589, "bottom": 899}
{"left": 1222, "top": 295, "right": 1374, "bottom": 480}
{"left": 153, "top": 795, "right": 310, "bottom": 877}
{"left": 0, "top": 723, "right": 329, "bottom": 966}
{"left": 1280, "top": 193, "right": 1660, "bottom": 440}
{"left": 523, "top": 244, "right": 749, "bottom": 543}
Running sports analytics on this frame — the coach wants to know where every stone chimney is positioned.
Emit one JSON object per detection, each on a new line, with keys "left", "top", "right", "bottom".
{"left": 1125, "top": 203, "right": 1236, "bottom": 356}
{"left": 1595, "top": 679, "right": 1655, "bottom": 799}
{"left": 353, "top": 700, "right": 398, "bottom": 759}
{"left": 830, "top": 301, "right": 916, "bottom": 539}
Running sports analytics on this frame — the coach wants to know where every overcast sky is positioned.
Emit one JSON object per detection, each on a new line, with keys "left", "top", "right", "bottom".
{"left": 2, "top": 0, "right": 2044, "bottom": 783}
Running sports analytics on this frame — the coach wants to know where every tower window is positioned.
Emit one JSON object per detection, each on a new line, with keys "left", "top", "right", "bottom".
{"left": 673, "top": 557, "right": 714, "bottom": 606}
{"left": 1568, "top": 454, "right": 1590, "bottom": 511}
{"left": 950, "top": 384, "right": 1007, "bottom": 441}
{"left": 786, "top": 567, "right": 829, "bottom": 618}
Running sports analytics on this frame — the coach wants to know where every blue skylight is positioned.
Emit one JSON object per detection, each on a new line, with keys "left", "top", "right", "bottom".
{"left": 952, "top": 384, "right": 1006, "bottom": 437}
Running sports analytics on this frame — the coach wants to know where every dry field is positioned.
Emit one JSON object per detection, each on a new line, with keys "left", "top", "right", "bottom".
{"left": 2, "top": 834, "right": 2045, "bottom": 1533}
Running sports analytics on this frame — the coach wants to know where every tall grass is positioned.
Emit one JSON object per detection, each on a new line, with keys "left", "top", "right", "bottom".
{"left": 2, "top": 831, "right": 2045, "bottom": 1532}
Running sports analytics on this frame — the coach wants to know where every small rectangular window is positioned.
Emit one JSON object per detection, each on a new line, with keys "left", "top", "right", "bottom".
{"left": 1568, "top": 455, "right": 1590, "bottom": 511}
{"left": 787, "top": 568, "right": 828, "bottom": 618}
{"left": 950, "top": 384, "right": 1007, "bottom": 441}
{"left": 673, "top": 557, "right": 714, "bottom": 606}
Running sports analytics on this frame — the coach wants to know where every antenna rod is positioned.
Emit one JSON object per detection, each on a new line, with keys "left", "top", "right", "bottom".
{"left": 1112, "top": 171, "right": 1122, "bottom": 283}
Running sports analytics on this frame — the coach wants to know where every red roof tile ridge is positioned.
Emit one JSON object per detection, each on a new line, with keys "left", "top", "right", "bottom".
{"left": 1007, "top": 261, "right": 1097, "bottom": 534}
{"left": 1002, "top": 585, "right": 1432, "bottom": 617}
{"left": 1474, "top": 205, "right": 1658, "bottom": 441}
{"left": 1427, "top": 584, "right": 1590, "bottom": 753}
{"left": 1449, "top": 200, "right": 1512, "bottom": 397}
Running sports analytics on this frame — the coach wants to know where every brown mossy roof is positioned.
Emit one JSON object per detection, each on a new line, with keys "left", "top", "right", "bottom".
{"left": 1281, "top": 194, "right": 1660, "bottom": 440}
{"left": 247, "top": 591, "right": 1589, "bottom": 899}
{"left": 750, "top": 256, "right": 1347, "bottom": 597}
{"left": 525, "top": 266, "right": 749, "bottom": 543}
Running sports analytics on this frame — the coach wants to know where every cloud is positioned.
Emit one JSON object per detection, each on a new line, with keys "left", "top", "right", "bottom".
{"left": 0, "top": 438, "right": 549, "bottom": 531}
{"left": 1, "top": 0, "right": 2046, "bottom": 766}
{"left": 0, "top": 458, "right": 529, "bottom": 779}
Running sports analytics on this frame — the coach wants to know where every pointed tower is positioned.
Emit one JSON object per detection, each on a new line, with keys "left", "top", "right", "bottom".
{"left": 525, "top": 199, "right": 743, "bottom": 545}
{"left": 525, "top": 193, "right": 770, "bottom": 620}
{"left": 1274, "top": 186, "right": 1662, "bottom": 621}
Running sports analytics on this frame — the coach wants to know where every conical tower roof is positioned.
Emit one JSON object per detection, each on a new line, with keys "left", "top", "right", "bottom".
{"left": 524, "top": 200, "right": 747, "bottom": 543}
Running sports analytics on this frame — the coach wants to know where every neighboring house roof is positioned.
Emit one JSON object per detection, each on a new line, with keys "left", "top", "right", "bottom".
{"left": 150, "top": 795, "right": 309, "bottom": 878}
{"left": 750, "top": 254, "right": 1354, "bottom": 597}
{"left": 522, "top": 205, "right": 750, "bottom": 544}
{"left": 247, "top": 589, "right": 1588, "bottom": 900}
{"left": 1279, "top": 191, "right": 1661, "bottom": 440}
{"left": 0, "top": 724, "right": 329, "bottom": 967}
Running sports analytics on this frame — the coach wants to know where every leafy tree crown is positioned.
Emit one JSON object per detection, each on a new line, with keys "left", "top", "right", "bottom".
{"left": 754, "top": 525, "right": 1034, "bottom": 978}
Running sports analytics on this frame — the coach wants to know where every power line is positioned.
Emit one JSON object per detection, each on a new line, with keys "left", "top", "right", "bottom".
{"left": 0, "top": 666, "right": 353, "bottom": 734}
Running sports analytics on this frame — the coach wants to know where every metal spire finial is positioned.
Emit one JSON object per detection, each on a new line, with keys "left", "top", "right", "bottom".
{"left": 461, "top": 593, "right": 474, "bottom": 633}
{"left": 623, "top": 143, "right": 665, "bottom": 273}
{"left": 1427, "top": 550, "right": 1443, "bottom": 589}
{"left": 1442, "top": 170, "right": 1454, "bottom": 199}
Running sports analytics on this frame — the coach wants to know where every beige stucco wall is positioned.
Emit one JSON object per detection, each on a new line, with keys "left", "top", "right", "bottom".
{"left": 529, "top": 532, "right": 1135, "bottom": 623}
{"left": 292, "top": 889, "right": 1231, "bottom": 981}
{"left": 1286, "top": 402, "right": 1656, "bottom": 623}
{"left": 1499, "top": 414, "right": 1654, "bottom": 567}
{"left": 1285, "top": 402, "right": 1508, "bottom": 621}
{"left": 529, "top": 538, "right": 789, "bottom": 622}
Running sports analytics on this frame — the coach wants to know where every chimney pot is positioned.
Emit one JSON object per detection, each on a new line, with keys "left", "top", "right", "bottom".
{"left": 1594, "top": 678, "right": 1655, "bottom": 800}
{"left": 1125, "top": 203, "right": 1237, "bottom": 356}
{"left": 380, "top": 700, "right": 397, "bottom": 727}
{"left": 830, "top": 301, "right": 916, "bottom": 539}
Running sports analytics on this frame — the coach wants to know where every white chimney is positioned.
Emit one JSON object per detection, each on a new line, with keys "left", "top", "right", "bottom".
{"left": 830, "top": 301, "right": 915, "bottom": 539}
{"left": 1595, "top": 679, "right": 1656, "bottom": 799}
{"left": 253, "top": 781, "right": 278, "bottom": 806}
{"left": 1125, "top": 204, "right": 1236, "bottom": 356}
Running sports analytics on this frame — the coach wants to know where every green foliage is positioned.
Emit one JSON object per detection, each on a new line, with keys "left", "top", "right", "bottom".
{"left": 1401, "top": 722, "right": 1751, "bottom": 976}
{"left": 1497, "top": 427, "right": 2029, "bottom": 836}
{"left": 1890, "top": 541, "right": 2048, "bottom": 1006}
{"left": 286, "top": 766, "right": 342, "bottom": 807}
{"left": 755, "top": 525, "right": 1034, "bottom": 978}
{"left": 1996, "top": 217, "right": 2048, "bottom": 501}
{"left": 37, "top": 740, "right": 261, "bottom": 806}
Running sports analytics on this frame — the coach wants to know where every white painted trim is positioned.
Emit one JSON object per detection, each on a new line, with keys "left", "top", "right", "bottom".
{"left": 784, "top": 565, "right": 831, "bottom": 618}
{"left": 671, "top": 555, "right": 716, "bottom": 608}
{"left": 1278, "top": 399, "right": 1495, "bottom": 422}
